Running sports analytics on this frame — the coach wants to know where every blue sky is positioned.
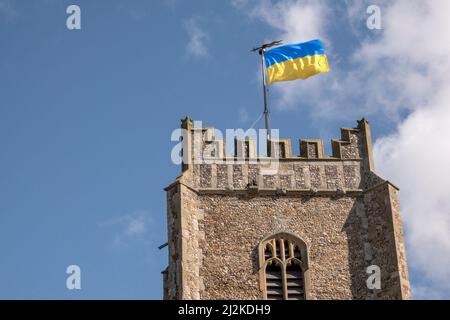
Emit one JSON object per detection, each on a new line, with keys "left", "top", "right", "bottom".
{"left": 1, "top": 0, "right": 449, "bottom": 299}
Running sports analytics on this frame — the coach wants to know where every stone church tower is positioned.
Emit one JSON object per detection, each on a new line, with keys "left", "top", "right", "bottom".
{"left": 163, "top": 117, "right": 411, "bottom": 300}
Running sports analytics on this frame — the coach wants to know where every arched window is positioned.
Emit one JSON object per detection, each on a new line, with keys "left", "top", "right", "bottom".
{"left": 259, "top": 233, "right": 309, "bottom": 300}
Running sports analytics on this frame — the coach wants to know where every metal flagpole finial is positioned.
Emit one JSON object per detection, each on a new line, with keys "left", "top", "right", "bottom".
{"left": 251, "top": 40, "right": 282, "bottom": 139}
{"left": 251, "top": 40, "right": 283, "bottom": 55}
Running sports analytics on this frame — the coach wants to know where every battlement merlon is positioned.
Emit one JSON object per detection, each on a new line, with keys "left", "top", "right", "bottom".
{"left": 179, "top": 116, "right": 375, "bottom": 171}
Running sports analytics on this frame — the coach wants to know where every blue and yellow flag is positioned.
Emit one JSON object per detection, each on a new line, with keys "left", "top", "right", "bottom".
{"left": 264, "top": 40, "right": 330, "bottom": 85}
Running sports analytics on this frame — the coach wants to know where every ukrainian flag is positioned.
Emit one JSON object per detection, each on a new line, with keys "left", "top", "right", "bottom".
{"left": 264, "top": 40, "right": 330, "bottom": 85}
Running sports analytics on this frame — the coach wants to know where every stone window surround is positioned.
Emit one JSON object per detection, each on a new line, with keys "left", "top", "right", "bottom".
{"left": 259, "top": 232, "right": 310, "bottom": 300}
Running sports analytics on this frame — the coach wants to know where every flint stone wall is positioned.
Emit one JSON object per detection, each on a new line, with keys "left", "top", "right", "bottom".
{"left": 163, "top": 118, "right": 411, "bottom": 300}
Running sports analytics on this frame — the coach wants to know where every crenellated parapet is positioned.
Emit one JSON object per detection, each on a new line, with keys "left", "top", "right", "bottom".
{"left": 180, "top": 117, "right": 372, "bottom": 161}
{"left": 176, "top": 117, "right": 378, "bottom": 193}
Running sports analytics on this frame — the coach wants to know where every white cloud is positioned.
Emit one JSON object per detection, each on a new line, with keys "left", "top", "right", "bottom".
{"left": 360, "top": 0, "right": 450, "bottom": 298}
{"left": 233, "top": 0, "right": 450, "bottom": 298}
{"left": 249, "top": 0, "right": 330, "bottom": 44}
{"left": 99, "top": 210, "right": 154, "bottom": 249}
{"left": 413, "top": 284, "right": 449, "bottom": 300}
{"left": 184, "top": 18, "right": 209, "bottom": 58}
{"left": 375, "top": 99, "right": 450, "bottom": 299}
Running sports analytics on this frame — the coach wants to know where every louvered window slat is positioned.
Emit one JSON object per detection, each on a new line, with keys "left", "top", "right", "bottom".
{"left": 263, "top": 236, "right": 307, "bottom": 300}
{"left": 285, "top": 264, "right": 304, "bottom": 300}
{"left": 265, "top": 264, "right": 283, "bottom": 300}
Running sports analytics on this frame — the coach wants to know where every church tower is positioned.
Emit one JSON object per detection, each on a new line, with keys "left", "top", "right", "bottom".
{"left": 162, "top": 118, "right": 411, "bottom": 300}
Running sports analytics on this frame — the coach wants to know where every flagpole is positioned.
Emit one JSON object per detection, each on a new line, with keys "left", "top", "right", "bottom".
{"left": 260, "top": 49, "right": 270, "bottom": 139}
{"left": 252, "top": 40, "right": 282, "bottom": 140}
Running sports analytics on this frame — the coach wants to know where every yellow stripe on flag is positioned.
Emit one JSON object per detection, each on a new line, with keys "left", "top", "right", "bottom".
{"left": 266, "top": 54, "right": 329, "bottom": 85}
